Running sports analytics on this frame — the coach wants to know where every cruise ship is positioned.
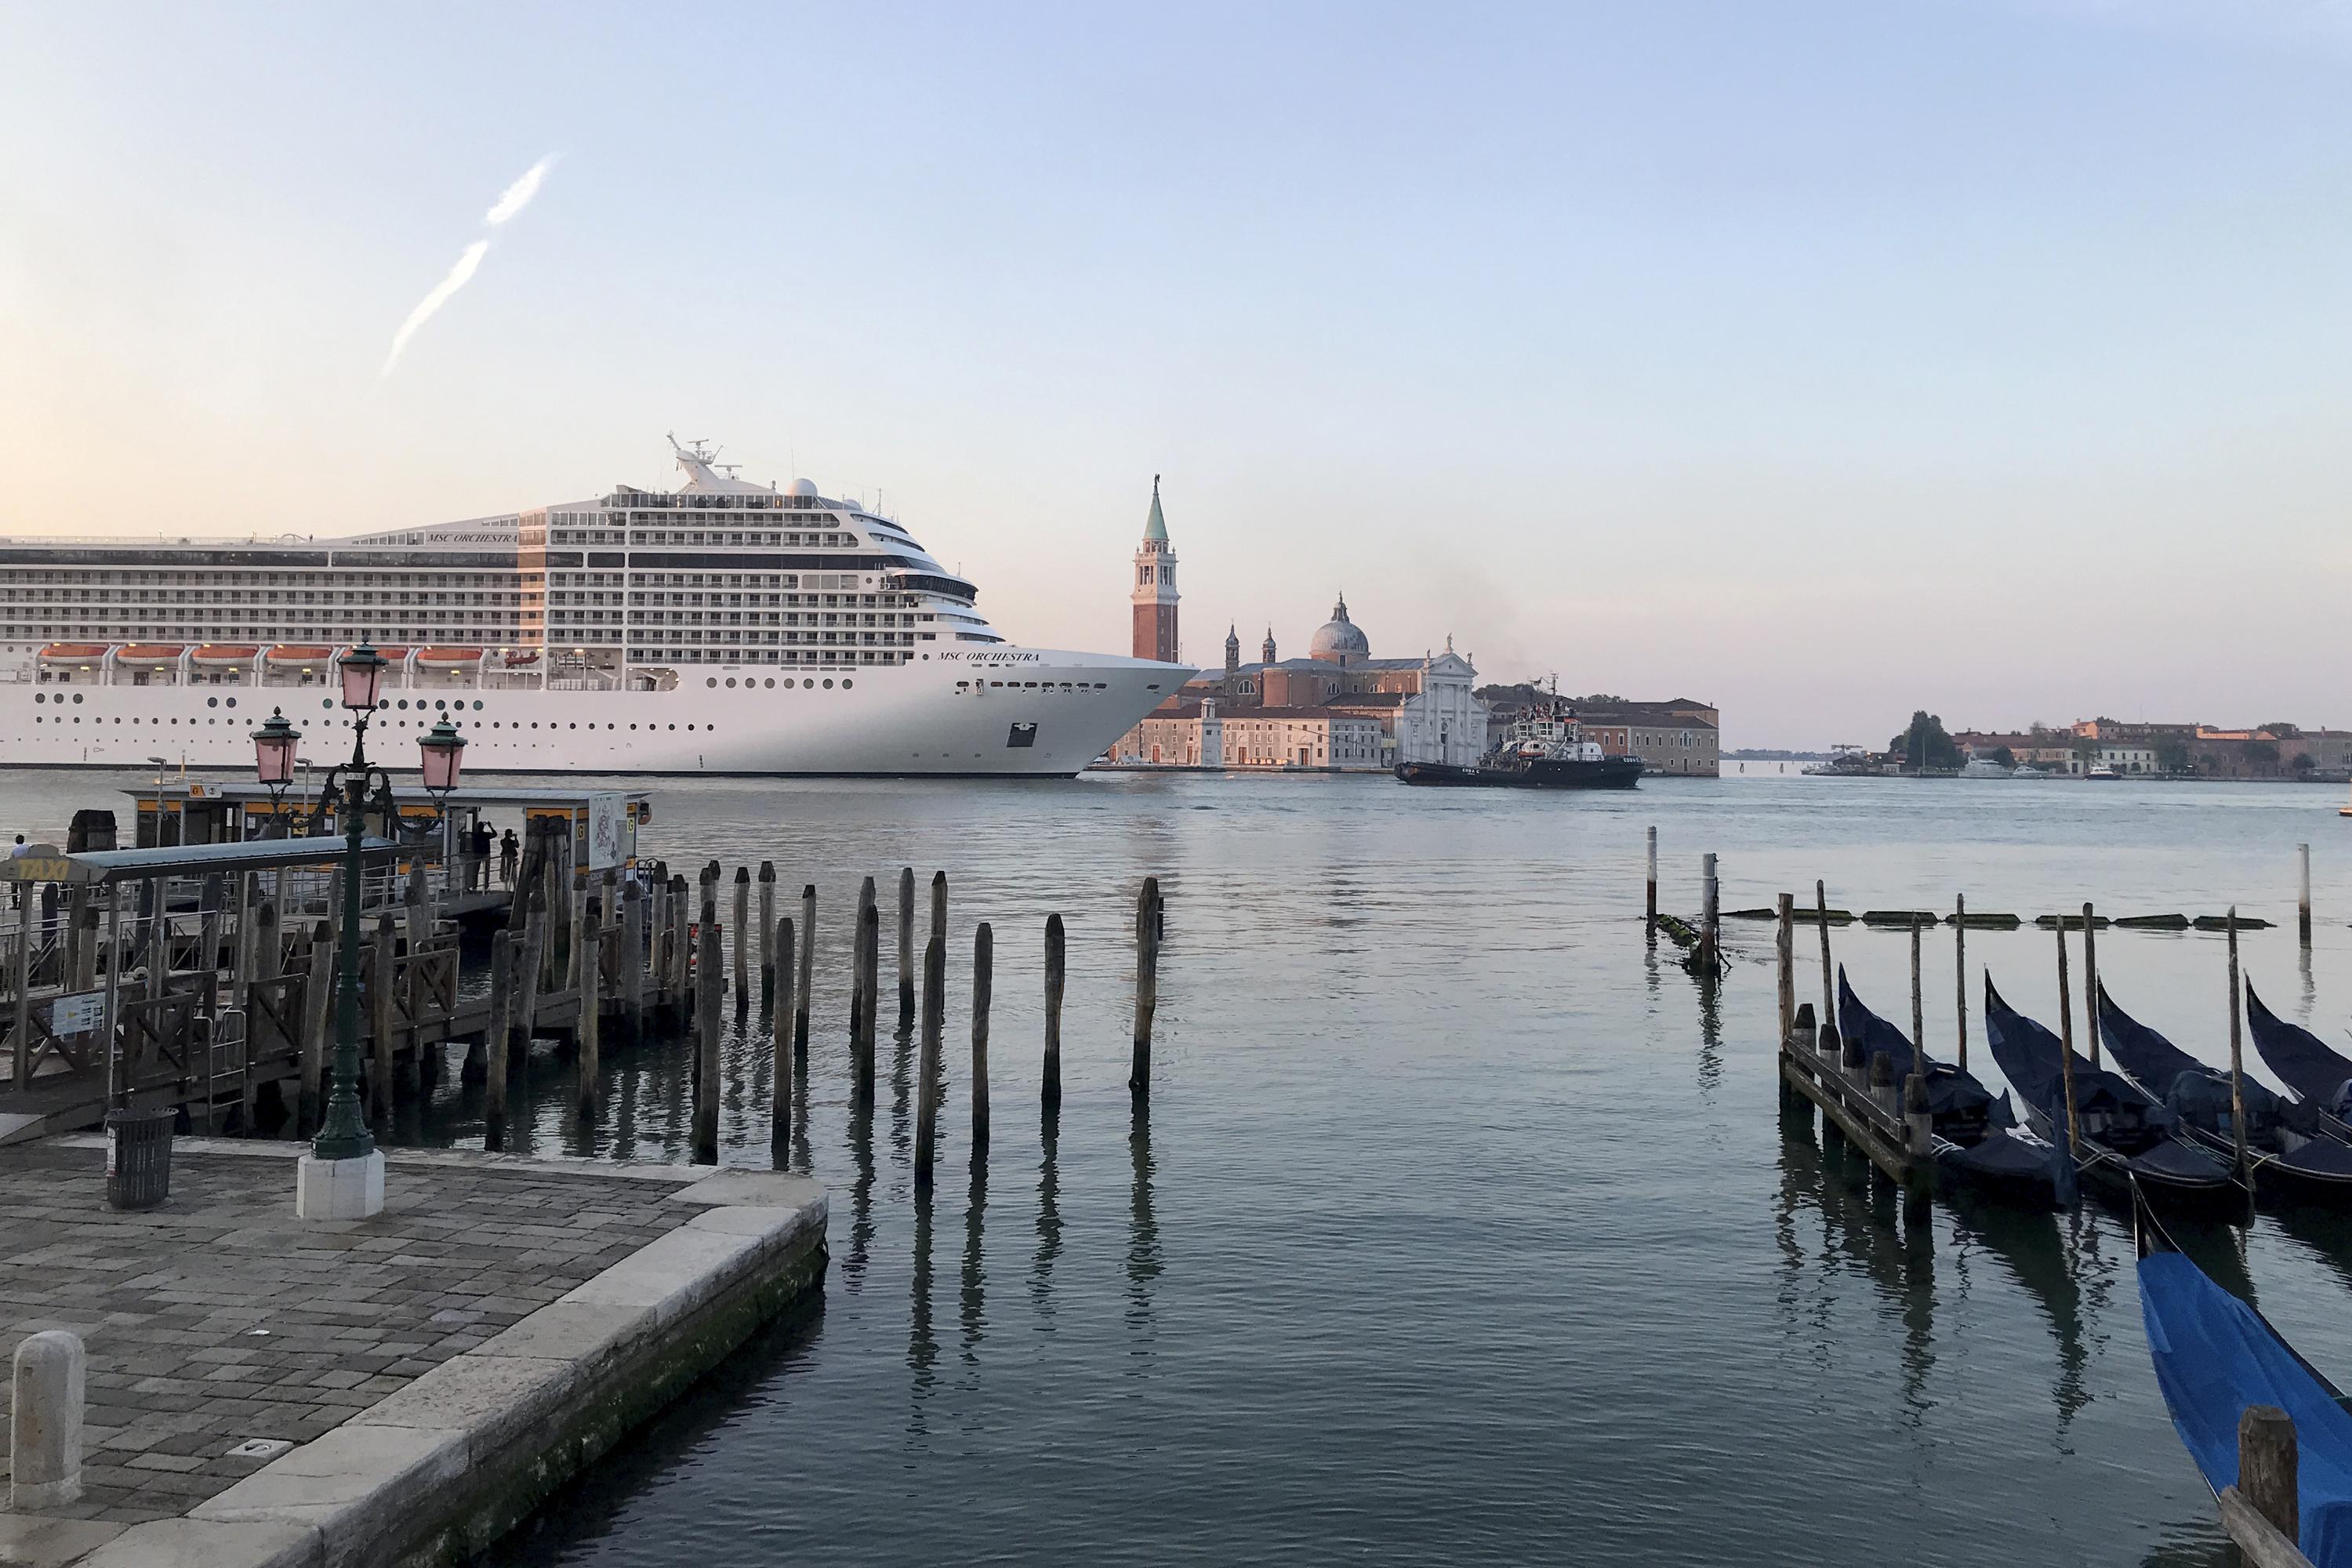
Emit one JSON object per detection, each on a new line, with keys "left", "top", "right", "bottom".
{"left": 0, "top": 440, "right": 1194, "bottom": 775}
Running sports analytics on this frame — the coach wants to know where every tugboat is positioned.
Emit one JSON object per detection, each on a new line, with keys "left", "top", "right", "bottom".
{"left": 1396, "top": 691, "right": 1642, "bottom": 789}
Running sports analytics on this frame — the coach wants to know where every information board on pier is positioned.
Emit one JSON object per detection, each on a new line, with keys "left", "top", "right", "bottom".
{"left": 49, "top": 992, "right": 103, "bottom": 1036}
{"left": 584, "top": 793, "right": 630, "bottom": 870}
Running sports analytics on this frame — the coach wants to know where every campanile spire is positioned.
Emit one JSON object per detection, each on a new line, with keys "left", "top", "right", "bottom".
{"left": 1131, "top": 474, "right": 1179, "bottom": 663}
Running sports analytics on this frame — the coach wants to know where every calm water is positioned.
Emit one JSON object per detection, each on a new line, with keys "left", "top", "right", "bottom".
{"left": 10, "top": 769, "right": 2352, "bottom": 1566}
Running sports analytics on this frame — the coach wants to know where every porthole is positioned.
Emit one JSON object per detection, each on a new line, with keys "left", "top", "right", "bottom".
{"left": 568, "top": 723, "right": 577, "bottom": 730}
{"left": 725, "top": 677, "right": 736, "bottom": 688}
{"left": 842, "top": 679, "right": 852, "bottom": 690}
{"left": 630, "top": 723, "right": 637, "bottom": 731}
{"left": 397, "top": 699, "right": 408, "bottom": 710}
{"left": 71, "top": 693, "right": 82, "bottom": 704}
{"left": 763, "top": 677, "right": 774, "bottom": 688}
{"left": 823, "top": 679, "right": 834, "bottom": 689}
{"left": 472, "top": 700, "right": 484, "bottom": 710}
{"left": 207, "top": 696, "right": 219, "bottom": 708}
{"left": 706, "top": 677, "right": 717, "bottom": 688}
{"left": 225, "top": 697, "right": 236, "bottom": 708}
{"left": 668, "top": 724, "right": 676, "bottom": 731}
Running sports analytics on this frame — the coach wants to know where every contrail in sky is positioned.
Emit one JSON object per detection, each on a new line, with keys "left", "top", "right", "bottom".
{"left": 381, "top": 240, "right": 489, "bottom": 377}
{"left": 379, "top": 152, "right": 557, "bottom": 378}
{"left": 485, "top": 154, "right": 555, "bottom": 225}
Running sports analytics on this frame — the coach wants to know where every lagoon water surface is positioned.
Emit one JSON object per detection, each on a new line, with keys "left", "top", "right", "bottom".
{"left": 9, "top": 769, "right": 2348, "bottom": 1566}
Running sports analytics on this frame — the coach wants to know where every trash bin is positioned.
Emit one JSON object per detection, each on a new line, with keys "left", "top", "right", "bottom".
{"left": 104, "top": 1108, "right": 174, "bottom": 1210}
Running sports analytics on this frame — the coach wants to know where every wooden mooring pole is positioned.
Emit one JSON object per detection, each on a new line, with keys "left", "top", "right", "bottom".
{"left": 732, "top": 866, "right": 751, "bottom": 1005}
{"left": 2055, "top": 925, "right": 2082, "bottom": 1162}
{"left": 1774, "top": 894, "right": 1795, "bottom": 1044}
{"left": 757, "top": 862, "right": 776, "bottom": 995}
{"left": 2299, "top": 843, "right": 2313, "bottom": 946}
{"left": 2082, "top": 902, "right": 2102, "bottom": 1069}
{"left": 916, "top": 933, "right": 944, "bottom": 1190}
{"left": 771, "top": 915, "right": 795, "bottom": 1163}
{"left": 575, "top": 895, "right": 601, "bottom": 1122}
{"left": 858, "top": 891, "right": 880, "bottom": 1076}
{"left": 1043, "top": 913, "right": 1065, "bottom": 1109}
{"left": 693, "top": 920, "right": 722, "bottom": 1163}
{"left": 1693, "top": 853, "right": 1720, "bottom": 976}
{"left": 851, "top": 877, "right": 874, "bottom": 1052}
{"left": 2227, "top": 907, "right": 2249, "bottom": 1180}
{"left": 971, "top": 921, "right": 992, "bottom": 1153}
{"left": 369, "top": 915, "right": 397, "bottom": 1118}
{"left": 898, "top": 866, "right": 916, "bottom": 1025}
{"left": 485, "top": 931, "right": 512, "bottom": 1137}
{"left": 1955, "top": 892, "right": 1969, "bottom": 1073}
{"left": 2233, "top": 1405, "right": 2299, "bottom": 1552}
{"left": 1646, "top": 826, "right": 1657, "bottom": 942}
{"left": 1131, "top": 877, "right": 1160, "bottom": 1098}
{"left": 1815, "top": 880, "right": 1837, "bottom": 1058}
{"left": 621, "top": 877, "right": 645, "bottom": 1045}
{"left": 795, "top": 884, "right": 815, "bottom": 1053}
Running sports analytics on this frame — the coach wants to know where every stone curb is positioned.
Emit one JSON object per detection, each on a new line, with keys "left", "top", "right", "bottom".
{"left": 13, "top": 1167, "right": 828, "bottom": 1568}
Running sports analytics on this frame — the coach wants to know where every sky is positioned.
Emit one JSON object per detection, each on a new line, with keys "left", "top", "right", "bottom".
{"left": 2, "top": 2, "right": 2347, "bottom": 748}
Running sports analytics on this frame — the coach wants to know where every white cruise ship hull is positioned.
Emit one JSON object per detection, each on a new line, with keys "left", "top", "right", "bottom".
{"left": 2, "top": 648, "right": 1192, "bottom": 778}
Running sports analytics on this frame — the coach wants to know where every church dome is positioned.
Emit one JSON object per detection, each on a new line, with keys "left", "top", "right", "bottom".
{"left": 1308, "top": 595, "right": 1370, "bottom": 662}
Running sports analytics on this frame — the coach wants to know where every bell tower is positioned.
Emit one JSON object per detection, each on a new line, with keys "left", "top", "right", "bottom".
{"left": 1131, "top": 475, "right": 1179, "bottom": 664}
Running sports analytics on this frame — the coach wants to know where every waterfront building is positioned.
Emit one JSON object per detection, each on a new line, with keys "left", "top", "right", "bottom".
{"left": 1122, "top": 696, "right": 1385, "bottom": 768}
{"left": 0, "top": 437, "right": 1190, "bottom": 775}
{"left": 1107, "top": 495, "right": 1486, "bottom": 769}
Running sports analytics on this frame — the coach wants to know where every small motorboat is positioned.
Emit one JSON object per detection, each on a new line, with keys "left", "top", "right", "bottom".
{"left": 1984, "top": 976, "right": 2238, "bottom": 1207}
{"left": 1836, "top": 970, "right": 2061, "bottom": 1205}
{"left": 2100, "top": 983, "right": 2352, "bottom": 1204}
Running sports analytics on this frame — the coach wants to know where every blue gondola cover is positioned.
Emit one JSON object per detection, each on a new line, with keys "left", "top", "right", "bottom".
{"left": 2140, "top": 1248, "right": 2352, "bottom": 1564}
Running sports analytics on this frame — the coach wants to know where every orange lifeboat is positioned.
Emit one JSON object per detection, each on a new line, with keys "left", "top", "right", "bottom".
{"left": 117, "top": 644, "right": 183, "bottom": 662}
{"left": 417, "top": 646, "right": 485, "bottom": 664}
{"left": 191, "top": 644, "right": 261, "bottom": 663}
{"left": 264, "top": 644, "right": 335, "bottom": 665}
{"left": 372, "top": 646, "right": 410, "bottom": 662}
{"left": 38, "top": 643, "right": 107, "bottom": 662}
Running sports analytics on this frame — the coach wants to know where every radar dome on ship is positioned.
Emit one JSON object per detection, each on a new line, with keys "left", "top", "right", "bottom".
{"left": 786, "top": 477, "right": 820, "bottom": 498}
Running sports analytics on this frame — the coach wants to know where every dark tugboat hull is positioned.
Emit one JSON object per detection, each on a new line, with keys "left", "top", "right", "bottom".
{"left": 1396, "top": 758, "right": 1643, "bottom": 789}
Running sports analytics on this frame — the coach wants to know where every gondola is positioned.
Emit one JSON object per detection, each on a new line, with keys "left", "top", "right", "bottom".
{"left": 2246, "top": 982, "right": 2352, "bottom": 1126}
{"left": 1835, "top": 969, "right": 2061, "bottom": 1205}
{"left": 2099, "top": 982, "right": 2352, "bottom": 1205}
{"left": 1983, "top": 976, "right": 2238, "bottom": 1207}
{"left": 2136, "top": 1189, "right": 2352, "bottom": 1565}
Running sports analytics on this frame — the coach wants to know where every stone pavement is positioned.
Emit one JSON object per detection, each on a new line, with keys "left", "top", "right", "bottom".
{"left": 0, "top": 1138, "right": 702, "bottom": 1526}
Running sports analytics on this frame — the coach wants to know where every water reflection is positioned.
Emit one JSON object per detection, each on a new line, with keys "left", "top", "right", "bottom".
{"left": 960, "top": 1158, "right": 987, "bottom": 1365}
{"left": 1127, "top": 1105, "right": 1161, "bottom": 1342}
{"left": 1693, "top": 967, "right": 1723, "bottom": 1098}
{"left": 888, "top": 1020, "right": 913, "bottom": 1170}
{"left": 845, "top": 1087, "right": 875, "bottom": 1292}
{"left": 908, "top": 1185, "right": 937, "bottom": 1424}
{"left": 1954, "top": 1200, "right": 2092, "bottom": 1433}
{"left": 1773, "top": 1100, "right": 1936, "bottom": 1409}
{"left": 1033, "top": 1102, "right": 1062, "bottom": 1322}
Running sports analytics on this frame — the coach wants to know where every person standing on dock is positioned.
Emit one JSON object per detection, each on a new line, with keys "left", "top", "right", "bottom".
{"left": 469, "top": 818, "right": 495, "bottom": 891}
{"left": 499, "top": 827, "right": 520, "bottom": 888}
{"left": 7, "top": 835, "right": 23, "bottom": 909}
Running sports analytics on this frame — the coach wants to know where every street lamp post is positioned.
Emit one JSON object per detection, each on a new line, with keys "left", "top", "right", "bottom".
{"left": 310, "top": 642, "right": 390, "bottom": 1174}
{"left": 273, "top": 639, "right": 465, "bottom": 1219}
{"left": 253, "top": 709, "right": 299, "bottom": 840}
